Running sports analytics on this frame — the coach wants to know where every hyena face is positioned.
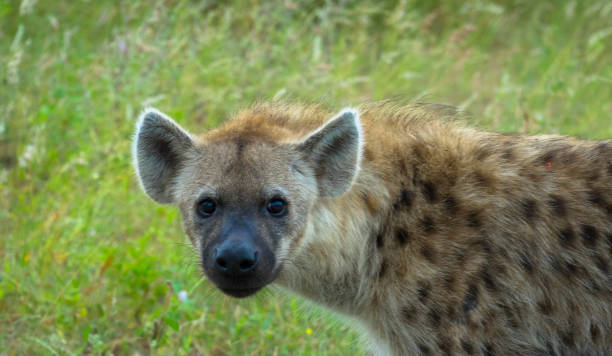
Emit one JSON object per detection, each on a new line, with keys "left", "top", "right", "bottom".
{"left": 133, "top": 108, "right": 362, "bottom": 298}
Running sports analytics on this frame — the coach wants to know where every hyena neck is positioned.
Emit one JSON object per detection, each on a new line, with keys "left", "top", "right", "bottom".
{"left": 275, "top": 167, "right": 388, "bottom": 315}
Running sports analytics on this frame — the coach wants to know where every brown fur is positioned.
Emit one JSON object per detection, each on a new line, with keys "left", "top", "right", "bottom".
{"left": 134, "top": 102, "right": 611, "bottom": 355}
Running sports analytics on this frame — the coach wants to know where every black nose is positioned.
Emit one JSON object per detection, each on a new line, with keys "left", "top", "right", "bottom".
{"left": 213, "top": 240, "right": 259, "bottom": 275}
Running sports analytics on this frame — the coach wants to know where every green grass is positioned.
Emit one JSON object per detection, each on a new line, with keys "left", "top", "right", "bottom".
{"left": 1, "top": 0, "right": 610, "bottom": 354}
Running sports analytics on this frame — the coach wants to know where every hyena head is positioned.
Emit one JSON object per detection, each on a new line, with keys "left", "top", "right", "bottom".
{"left": 132, "top": 107, "right": 362, "bottom": 298}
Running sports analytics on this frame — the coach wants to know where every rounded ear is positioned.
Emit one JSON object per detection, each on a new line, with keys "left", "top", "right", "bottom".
{"left": 132, "top": 108, "right": 195, "bottom": 204}
{"left": 297, "top": 108, "right": 363, "bottom": 197}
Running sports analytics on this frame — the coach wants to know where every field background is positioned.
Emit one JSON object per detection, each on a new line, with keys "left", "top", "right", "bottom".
{"left": 1, "top": 0, "right": 611, "bottom": 355}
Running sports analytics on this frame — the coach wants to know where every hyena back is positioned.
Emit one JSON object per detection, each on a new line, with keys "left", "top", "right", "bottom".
{"left": 133, "top": 102, "right": 611, "bottom": 355}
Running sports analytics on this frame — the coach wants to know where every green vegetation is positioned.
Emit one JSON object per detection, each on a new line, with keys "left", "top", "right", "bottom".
{"left": 1, "top": 0, "right": 610, "bottom": 354}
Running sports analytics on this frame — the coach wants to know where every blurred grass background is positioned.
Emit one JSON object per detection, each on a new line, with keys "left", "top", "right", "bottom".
{"left": 1, "top": 0, "right": 611, "bottom": 354}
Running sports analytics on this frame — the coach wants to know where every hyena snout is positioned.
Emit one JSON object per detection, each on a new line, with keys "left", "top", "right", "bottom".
{"left": 213, "top": 239, "right": 260, "bottom": 275}
{"left": 203, "top": 228, "right": 278, "bottom": 298}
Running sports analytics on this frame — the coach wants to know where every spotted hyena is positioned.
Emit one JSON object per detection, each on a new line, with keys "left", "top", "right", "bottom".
{"left": 132, "top": 102, "right": 611, "bottom": 355}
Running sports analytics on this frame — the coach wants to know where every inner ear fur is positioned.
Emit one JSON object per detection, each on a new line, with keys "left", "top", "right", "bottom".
{"left": 297, "top": 108, "right": 363, "bottom": 198}
{"left": 132, "top": 108, "right": 195, "bottom": 204}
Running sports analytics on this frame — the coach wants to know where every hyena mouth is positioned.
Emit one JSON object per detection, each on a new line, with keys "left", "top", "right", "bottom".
{"left": 214, "top": 269, "right": 280, "bottom": 298}
{"left": 218, "top": 286, "right": 263, "bottom": 298}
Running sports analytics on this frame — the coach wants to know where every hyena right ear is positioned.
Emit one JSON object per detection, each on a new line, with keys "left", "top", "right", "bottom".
{"left": 132, "top": 108, "right": 195, "bottom": 204}
{"left": 297, "top": 108, "right": 363, "bottom": 198}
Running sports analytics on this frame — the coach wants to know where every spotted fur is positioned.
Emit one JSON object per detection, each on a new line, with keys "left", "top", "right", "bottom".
{"left": 134, "top": 102, "right": 611, "bottom": 355}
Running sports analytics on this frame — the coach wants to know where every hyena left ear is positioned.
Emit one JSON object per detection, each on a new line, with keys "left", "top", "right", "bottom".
{"left": 297, "top": 108, "right": 363, "bottom": 197}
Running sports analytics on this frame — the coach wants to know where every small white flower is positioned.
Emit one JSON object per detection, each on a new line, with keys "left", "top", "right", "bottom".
{"left": 18, "top": 144, "right": 36, "bottom": 167}
{"left": 48, "top": 15, "right": 59, "bottom": 29}
{"left": 178, "top": 290, "right": 188, "bottom": 302}
{"left": 118, "top": 40, "right": 127, "bottom": 54}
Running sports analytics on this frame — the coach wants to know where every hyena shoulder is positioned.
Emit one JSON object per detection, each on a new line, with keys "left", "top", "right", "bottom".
{"left": 340, "top": 104, "right": 611, "bottom": 355}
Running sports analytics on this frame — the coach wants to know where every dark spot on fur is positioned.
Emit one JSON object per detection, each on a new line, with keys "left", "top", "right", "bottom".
{"left": 482, "top": 343, "right": 494, "bottom": 356}
{"left": 444, "top": 273, "right": 456, "bottom": 291}
{"left": 580, "top": 225, "right": 598, "bottom": 248}
{"left": 412, "top": 166, "right": 420, "bottom": 187}
{"left": 565, "top": 260, "right": 578, "bottom": 275}
{"left": 417, "top": 282, "right": 430, "bottom": 302}
{"left": 474, "top": 171, "right": 493, "bottom": 189}
{"left": 417, "top": 343, "right": 431, "bottom": 355}
{"left": 401, "top": 305, "right": 416, "bottom": 322}
{"left": 437, "top": 337, "right": 451, "bottom": 355}
{"left": 481, "top": 268, "right": 497, "bottom": 291}
{"left": 521, "top": 199, "right": 538, "bottom": 223}
{"left": 378, "top": 260, "right": 388, "bottom": 279}
{"left": 594, "top": 255, "right": 608, "bottom": 274}
{"left": 562, "top": 329, "right": 575, "bottom": 347}
{"left": 478, "top": 236, "right": 493, "bottom": 254}
{"left": 538, "top": 150, "right": 555, "bottom": 165}
{"left": 590, "top": 279, "right": 602, "bottom": 292}
{"left": 596, "top": 142, "right": 611, "bottom": 154}
{"left": 502, "top": 148, "right": 514, "bottom": 160}
{"left": 422, "top": 181, "right": 438, "bottom": 203}
{"left": 445, "top": 305, "right": 457, "bottom": 321}
{"left": 607, "top": 233, "right": 612, "bottom": 255}
{"left": 376, "top": 232, "right": 384, "bottom": 249}
{"left": 588, "top": 189, "right": 610, "bottom": 214}
{"left": 548, "top": 195, "right": 567, "bottom": 217}
{"left": 395, "top": 227, "right": 411, "bottom": 246}
{"left": 421, "top": 216, "right": 436, "bottom": 234}
{"left": 500, "top": 303, "right": 519, "bottom": 329}
{"left": 461, "top": 284, "right": 479, "bottom": 314}
{"left": 476, "top": 145, "right": 491, "bottom": 160}
{"left": 455, "top": 248, "right": 469, "bottom": 264}
{"left": 592, "top": 191, "right": 609, "bottom": 209}
{"left": 590, "top": 277, "right": 605, "bottom": 292}
{"left": 552, "top": 257, "right": 583, "bottom": 279}
{"left": 551, "top": 257, "right": 563, "bottom": 273}
{"left": 421, "top": 244, "right": 436, "bottom": 263}
{"left": 461, "top": 340, "right": 474, "bottom": 355}
{"left": 537, "top": 298, "right": 553, "bottom": 315}
{"left": 558, "top": 227, "right": 576, "bottom": 248}
{"left": 590, "top": 323, "right": 600, "bottom": 343}
{"left": 428, "top": 307, "right": 441, "bottom": 328}
{"left": 519, "top": 252, "right": 534, "bottom": 274}
{"left": 443, "top": 195, "right": 459, "bottom": 214}
{"left": 394, "top": 189, "right": 415, "bottom": 211}
{"left": 466, "top": 211, "right": 482, "bottom": 228}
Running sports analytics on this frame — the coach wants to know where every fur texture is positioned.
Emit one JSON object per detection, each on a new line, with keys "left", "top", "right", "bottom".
{"left": 133, "top": 102, "right": 611, "bottom": 356}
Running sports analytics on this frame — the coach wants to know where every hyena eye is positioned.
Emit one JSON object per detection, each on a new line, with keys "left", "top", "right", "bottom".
{"left": 266, "top": 198, "right": 287, "bottom": 217}
{"left": 197, "top": 199, "right": 217, "bottom": 218}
